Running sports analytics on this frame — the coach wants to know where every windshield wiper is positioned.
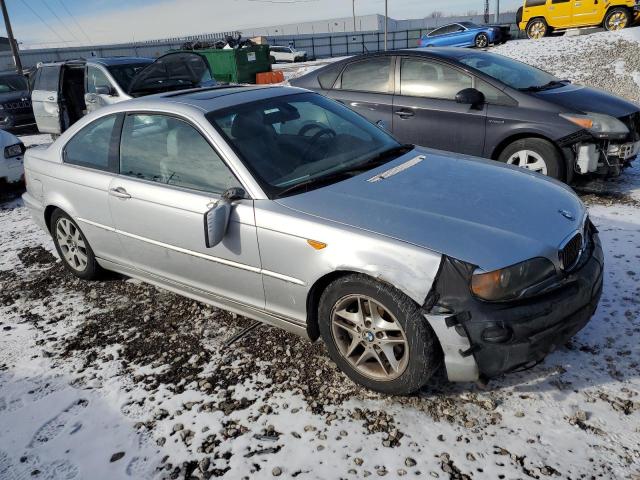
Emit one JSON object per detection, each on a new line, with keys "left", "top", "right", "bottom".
{"left": 274, "top": 144, "right": 414, "bottom": 199}
{"left": 275, "top": 170, "right": 358, "bottom": 198}
{"left": 519, "top": 80, "right": 570, "bottom": 92}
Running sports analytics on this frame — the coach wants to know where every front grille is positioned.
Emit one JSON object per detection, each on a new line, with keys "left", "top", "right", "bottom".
{"left": 3, "top": 99, "right": 31, "bottom": 110}
{"left": 560, "top": 232, "right": 583, "bottom": 271}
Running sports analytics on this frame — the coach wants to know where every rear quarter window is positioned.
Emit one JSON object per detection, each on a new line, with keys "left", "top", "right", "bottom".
{"left": 318, "top": 64, "right": 342, "bottom": 89}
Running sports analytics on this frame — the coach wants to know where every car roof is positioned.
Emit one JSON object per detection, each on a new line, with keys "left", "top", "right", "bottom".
{"left": 326, "top": 48, "right": 489, "bottom": 64}
{"left": 89, "top": 57, "right": 154, "bottom": 66}
{"left": 124, "top": 85, "right": 310, "bottom": 113}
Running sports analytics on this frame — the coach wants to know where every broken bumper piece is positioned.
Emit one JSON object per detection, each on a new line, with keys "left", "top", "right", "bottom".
{"left": 425, "top": 226, "right": 603, "bottom": 381}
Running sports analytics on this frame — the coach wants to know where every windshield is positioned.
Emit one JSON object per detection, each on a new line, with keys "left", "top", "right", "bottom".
{"left": 457, "top": 52, "right": 560, "bottom": 90}
{"left": 0, "top": 74, "right": 28, "bottom": 93}
{"left": 207, "top": 93, "right": 403, "bottom": 198}
{"left": 106, "top": 62, "right": 153, "bottom": 92}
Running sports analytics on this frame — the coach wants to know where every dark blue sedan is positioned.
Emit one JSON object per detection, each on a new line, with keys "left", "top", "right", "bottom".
{"left": 418, "top": 22, "right": 501, "bottom": 48}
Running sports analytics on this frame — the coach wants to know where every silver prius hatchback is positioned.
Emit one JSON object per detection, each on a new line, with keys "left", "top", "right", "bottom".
{"left": 22, "top": 86, "right": 603, "bottom": 394}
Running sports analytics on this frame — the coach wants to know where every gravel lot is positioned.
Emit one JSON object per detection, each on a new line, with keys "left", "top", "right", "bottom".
{"left": 1, "top": 29, "right": 640, "bottom": 480}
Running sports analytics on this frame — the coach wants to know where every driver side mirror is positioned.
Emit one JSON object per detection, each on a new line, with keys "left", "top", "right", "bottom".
{"left": 455, "top": 88, "right": 485, "bottom": 108}
{"left": 204, "top": 187, "right": 245, "bottom": 248}
{"left": 95, "top": 85, "right": 116, "bottom": 96}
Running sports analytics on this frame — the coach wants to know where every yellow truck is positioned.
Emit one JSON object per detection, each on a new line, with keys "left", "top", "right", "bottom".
{"left": 517, "top": 0, "right": 640, "bottom": 39}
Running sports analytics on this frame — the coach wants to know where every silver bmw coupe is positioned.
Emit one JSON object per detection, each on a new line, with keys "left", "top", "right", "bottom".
{"left": 22, "top": 86, "right": 603, "bottom": 394}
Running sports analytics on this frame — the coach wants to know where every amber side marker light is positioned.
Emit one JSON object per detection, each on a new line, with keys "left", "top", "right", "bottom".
{"left": 307, "top": 239, "right": 327, "bottom": 250}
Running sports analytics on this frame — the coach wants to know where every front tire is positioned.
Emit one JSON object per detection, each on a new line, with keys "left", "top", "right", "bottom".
{"left": 527, "top": 18, "right": 548, "bottom": 39}
{"left": 604, "top": 7, "right": 630, "bottom": 31}
{"left": 498, "top": 138, "right": 565, "bottom": 181}
{"left": 475, "top": 33, "right": 489, "bottom": 48}
{"left": 318, "top": 274, "right": 440, "bottom": 395}
{"left": 51, "top": 209, "right": 102, "bottom": 280}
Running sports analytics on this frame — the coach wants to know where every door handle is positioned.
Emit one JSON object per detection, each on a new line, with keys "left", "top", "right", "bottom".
{"left": 47, "top": 96, "right": 55, "bottom": 101}
{"left": 109, "top": 187, "right": 131, "bottom": 199}
{"left": 394, "top": 109, "right": 415, "bottom": 119}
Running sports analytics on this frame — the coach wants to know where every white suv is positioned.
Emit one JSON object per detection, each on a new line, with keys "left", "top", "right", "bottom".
{"left": 269, "top": 46, "right": 307, "bottom": 63}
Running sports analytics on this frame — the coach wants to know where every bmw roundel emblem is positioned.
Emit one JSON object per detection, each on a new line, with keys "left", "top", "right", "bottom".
{"left": 558, "top": 209, "right": 575, "bottom": 221}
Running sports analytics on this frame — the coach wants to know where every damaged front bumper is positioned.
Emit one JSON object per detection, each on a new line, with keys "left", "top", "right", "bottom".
{"left": 424, "top": 225, "right": 603, "bottom": 382}
{"left": 561, "top": 112, "right": 640, "bottom": 178}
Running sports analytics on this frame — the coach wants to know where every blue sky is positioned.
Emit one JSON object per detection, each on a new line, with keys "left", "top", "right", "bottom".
{"left": 3, "top": 0, "right": 522, "bottom": 48}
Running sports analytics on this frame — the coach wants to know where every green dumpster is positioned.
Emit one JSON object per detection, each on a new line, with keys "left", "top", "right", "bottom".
{"left": 183, "top": 45, "right": 272, "bottom": 84}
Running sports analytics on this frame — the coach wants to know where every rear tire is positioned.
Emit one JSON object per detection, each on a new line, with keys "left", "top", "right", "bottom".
{"left": 498, "top": 138, "right": 565, "bottom": 181}
{"left": 475, "top": 33, "right": 489, "bottom": 48}
{"left": 604, "top": 7, "right": 630, "bottom": 31}
{"left": 318, "top": 274, "right": 441, "bottom": 395}
{"left": 526, "top": 18, "right": 548, "bottom": 39}
{"left": 51, "top": 209, "right": 103, "bottom": 280}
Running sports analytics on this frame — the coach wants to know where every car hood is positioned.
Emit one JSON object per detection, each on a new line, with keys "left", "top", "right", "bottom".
{"left": 532, "top": 83, "right": 639, "bottom": 118}
{"left": 276, "top": 148, "right": 585, "bottom": 271}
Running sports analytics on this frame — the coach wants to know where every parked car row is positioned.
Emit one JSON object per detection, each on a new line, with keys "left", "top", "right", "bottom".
{"left": 291, "top": 48, "right": 640, "bottom": 181}
{"left": 23, "top": 82, "right": 604, "bottom": 394}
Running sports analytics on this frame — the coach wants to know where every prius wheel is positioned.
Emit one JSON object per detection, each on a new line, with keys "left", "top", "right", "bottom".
{"left": 319, "top": 274, "right": 440, "bottom": 395}
{"left": 499, "top": 138, "right": 564, "bottom": 180}
{"left": 51, "top": 210, "right": 102, "bottom": 280}
{"left": 527, "top": 19, "right": 548, "bottom": 39}
{"left": 475, "top": 33, "right": 489, "bottom": 48}
{"left": 604, "top": 8, "right": 630, "bottom": 31}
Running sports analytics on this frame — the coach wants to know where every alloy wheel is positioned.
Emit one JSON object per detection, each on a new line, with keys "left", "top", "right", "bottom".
{"left": 55, "top": 218, "right": 88, "bottom": 272}
{"left": 330, "top": 294, "right": 409, "bottom": 381}
{"left": 607, "top": 12, "right": 628, "bottom": 30}
{"left": 528, "top": 21, "right": 546, "bottom": 39}
{"left": 476, "top": 34, "right": 488, "bottom": 48}
{"left": 506, "top": 149, "right": 548, "bottom": 175}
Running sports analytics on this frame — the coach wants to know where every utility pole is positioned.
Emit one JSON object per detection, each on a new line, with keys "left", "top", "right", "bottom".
{"left": 384, "top": 0, "right": 388, "bottom": 51}
{"left": 0, "top": 0, "right": 22, "bottom": 73}
{"left": 352, "top": 0, "right": 356, "bottom": 32}
{"left": 495, "top": 0, "right": 500, "bottom": 23}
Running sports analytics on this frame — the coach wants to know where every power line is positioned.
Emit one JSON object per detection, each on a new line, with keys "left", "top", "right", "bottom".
{"left": 18, "top": 0, "right": 69, "bottom": 44}
{"left": 39, "top": 0, "right": 80, "bottom": 43}
{"left": 56, "top": 0, "right": 92, "bottom": 44}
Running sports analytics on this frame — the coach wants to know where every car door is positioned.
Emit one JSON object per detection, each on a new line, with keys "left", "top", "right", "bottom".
{"left": 548, "top": 0, "right": 573, "bottom": 25}
{"left": 392, "top": 56, "right": 486, "bottom": 155}
{"left": 571, "top": 0, "right": 600, "bottom": 26}
{"left": 325, "top": 56, "right": 394, "bottom": 129}
{"left": 31, "top": 64, "right": 63, "bottom": 134}
{"left": 57, "top": 113, "right": 124, "bottom": 263}
{"left": 85, "top": 65, "right": 119, "bottom": 114}
{"left": 108, "top": 112, "right": 265, "bottom": 309}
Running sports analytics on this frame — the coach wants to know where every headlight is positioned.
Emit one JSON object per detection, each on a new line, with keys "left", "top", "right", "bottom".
{"left": 471, "top": 257, "right": 556, "bottom": 301}
{"left": 4, "top": 143, "right": 24, "bottom": 158}
{"left": 560, "top": 112, "right": 629, "bottom": 140}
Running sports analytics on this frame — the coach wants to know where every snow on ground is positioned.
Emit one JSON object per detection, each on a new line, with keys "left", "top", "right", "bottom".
{"left": 2, "top": 29, "right": 640, "bottom": 480}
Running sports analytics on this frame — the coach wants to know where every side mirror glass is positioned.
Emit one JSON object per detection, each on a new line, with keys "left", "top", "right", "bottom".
{"left": 455, "top": 88, "right": 485, "bottom": 108}
{"left": 204, "top": 187, "right": 245, "bottom": 248}
{"left": 95, "top": 85, "right": 116, "bottom": 96}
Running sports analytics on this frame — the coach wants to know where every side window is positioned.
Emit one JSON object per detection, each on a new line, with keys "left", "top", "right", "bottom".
{"left": 429, "top": 26, "right": 447, "bottom": 37}
{"left": 475, "top": 79, "right": 517, "bottom": 106}
{"left": 119, "top": 114, "right": 241, "bottom": 194}
{"left": 36, "top": 66, "right": 60, "bottom": 91}
{"left": 340, "top": 57, "right": 392, "bottom": 93}
{"left": 318, "top": 64, "right": 342, "bottom": 89}
{"left": 87, "top": 66, "right": 114, "bottom": 94}
{"left": 400, "top": 58, "right": 472, "bottom": 100}
{"left": 63, "top": 114, "right": 117, "bottom": 170}
{"left": 551, "top": 0, "right": 569, "bottom": 3}
{"left": 525, "top": 0, "right": 547, "bottom": 6}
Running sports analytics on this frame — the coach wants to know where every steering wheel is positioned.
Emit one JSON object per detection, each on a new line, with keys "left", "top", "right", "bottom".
{"left": 301, "top": 127, "right": 337, "bottom": 160}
